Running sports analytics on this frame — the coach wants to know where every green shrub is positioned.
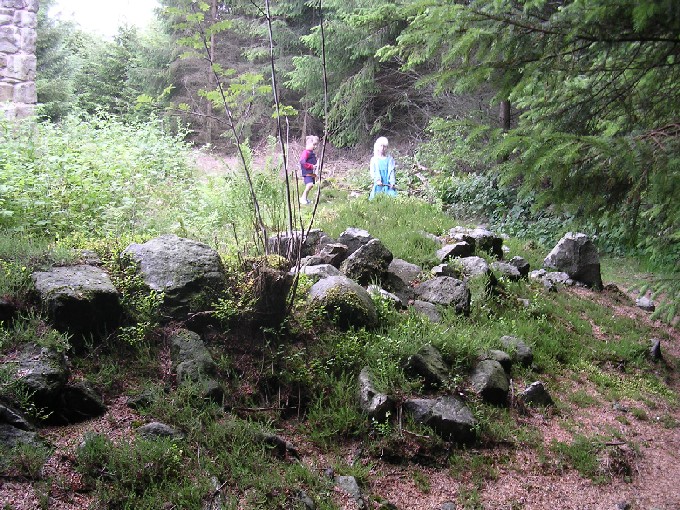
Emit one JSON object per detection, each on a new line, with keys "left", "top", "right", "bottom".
{"left": 77, "top": 433, "right": 210, "bottom": 509}
{"left": 0, "top": 312, "right": 71, "bottom": 354}
{"left": 0, "top": 115, "right": 194, "bottom": 239}
{"left": 305, "top": 373, "right": 368, "bottom": 446}
{"left": 433, "top": 172, "right": 572, "bottom": 247}
{"left": 0, "top": 442, "right": 52, "bottom": 479}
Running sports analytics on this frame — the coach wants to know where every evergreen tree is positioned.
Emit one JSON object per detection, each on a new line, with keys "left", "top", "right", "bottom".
{"left": 287, "top": 0, "right": 420, "bottom": 146}
{"left": 36, "top": 0, "right": 80, "bottom": 120}
{"left": 387, "top": 0, "right": 680, "bottom": 251}
{"left": 385, "top": 0, "right": 679, "bottom": 319}
{"left": 72, "top": 26, "right": 155, "bottom": 118}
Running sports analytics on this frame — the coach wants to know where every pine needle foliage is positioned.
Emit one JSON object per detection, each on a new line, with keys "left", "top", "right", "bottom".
{"left": 286, "top": 0, "right": 417, "bottom": 146}
{"left": 382, "top": 0, "right": 680, "bottom": 322}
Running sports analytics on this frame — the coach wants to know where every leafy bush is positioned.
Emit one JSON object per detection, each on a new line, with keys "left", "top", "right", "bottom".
{"left": 0, "top": 312, "right": 71, "bottom": 354}
{"left": 77, "top": 433, "right": 210, "bottom": 509}
{"left": 0, "top": 115, "right": 194, "bottom": 238}
{"left": 306, "top": 373, "right": 369, "bottom": 446}
{"left": 0, "top": 442, "right": 52, "bottom": 479}
{"left": 434, "top": 172, "right": 573, "bottom": 247}
{"left": 187, "top": 164, "right": 290, "bottom": 257}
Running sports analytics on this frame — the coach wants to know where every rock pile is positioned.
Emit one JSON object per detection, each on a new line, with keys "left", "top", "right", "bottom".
{"left": 1, "top": 228, "right": 600, "bottom": 474}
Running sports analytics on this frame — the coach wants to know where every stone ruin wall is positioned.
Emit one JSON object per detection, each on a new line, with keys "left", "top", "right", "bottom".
{"left": 0, "top": 0, "right": 38, "bottom": 120}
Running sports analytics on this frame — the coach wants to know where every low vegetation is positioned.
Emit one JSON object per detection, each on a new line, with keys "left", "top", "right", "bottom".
{"left": 0, "top": 116, "right": 677, "bottom": 509}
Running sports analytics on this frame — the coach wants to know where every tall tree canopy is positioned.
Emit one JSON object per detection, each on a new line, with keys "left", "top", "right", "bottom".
{"left": 383, "top": 0, "right": 680, "bottom": 260}
{"left": 34, "top": 0, "right": 680, "bottom": 265}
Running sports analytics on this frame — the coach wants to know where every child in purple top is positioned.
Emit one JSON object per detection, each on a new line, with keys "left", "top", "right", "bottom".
{"left": 299, "top": 135, "right": 319, "bottom": 205}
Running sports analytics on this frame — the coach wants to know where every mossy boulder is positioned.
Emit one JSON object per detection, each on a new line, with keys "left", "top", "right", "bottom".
{"left": 122, "top": 235, "right": 228, "bottom": 320}
{"left": 308, "top": 275, "right": 378, "bottom": 329}
{"left": 31, "top": 264, "right": 121, "bottom": 345}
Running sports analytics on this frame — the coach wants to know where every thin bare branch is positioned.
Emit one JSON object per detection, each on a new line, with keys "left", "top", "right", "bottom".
{"left": 190, "top": 2, "right": 268, "bottom": 254}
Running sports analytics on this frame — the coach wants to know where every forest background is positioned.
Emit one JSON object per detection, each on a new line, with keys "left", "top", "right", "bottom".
{"left": 10, "top": 0, "right": 680, "bottom": 317}
{"left": 1, "top": 2, "right": 679, "bottom": 507}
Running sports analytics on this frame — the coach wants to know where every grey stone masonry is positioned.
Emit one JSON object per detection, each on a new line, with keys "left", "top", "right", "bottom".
{"left": 0, "top": 0, "right": 38, "bottom": 119}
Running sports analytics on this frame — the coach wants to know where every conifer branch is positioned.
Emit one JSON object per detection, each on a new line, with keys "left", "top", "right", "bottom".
{"left": 467, "top": 7, "right": 680, "bottom": 45}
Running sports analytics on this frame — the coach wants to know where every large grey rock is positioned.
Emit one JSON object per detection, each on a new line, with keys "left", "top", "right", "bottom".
{"left": 308, "top": 275, "right": 378, "bottom": 329}
{"left": 449, "top": 227, "right": 503, "bottom": 258}
{"left": 15, "top": 344, "right": 69, "bottom": 408}
{"left": 436, "top": 242, "right": 473, "bottom": 262}
{"left": 31, "top": 264, "right": 121, "bottom": 343}
{"left": 267, "top": 229, "right": 331, "bottom": 259}
{"left": 337, "top": 228, "right": 373, "bottom": 256}
{"left": 413, "top": 277, "right": 471, "bottom": 316}
{"left": 78, "top": 250, "right": 102, "bottom": 266}
{"left": 469, "top": 360, "right": 509, "bottom": 406}
{"left": 468, "top": 227, "right": 503, "bottom": 258}
{"left": 508, "top": 256, "right": 530, "bottom": 278}
{"left": 301, "top": 243, "right": 348, "bottom": 268}
{"left": 357, "top": 367, "right": 394, "bottom": 421}
{"left": 0, "top": 403, "right": 35, "bottom": 431}
{"left": 404, "top": 344, "right": 450, "bottom": 388}
{"left": 335, "top": 475, "right": 367, "bottom": 509}
{"left": 430, "top": 264, "right": 462, "bottom": 278}
{"left": 456, "top": 256, "right": 492, "bottom": 278}
{"left": 54, "top": 382, "right": 107, "bottom": 424}
{"left": 544, "top": 232, "right": 602, "bottom": 289}
{"left": 388, "top": 258, "right": 422, "bottom": 285}
{"left": 500, "top": 336, "right": 533, "bottom": 367}
{"left": 122, "top": 235, "right": 227, "bottom": 319}
{"left": 169, "top": 329, "right": 223, "bottom": 402}
{"left": 530, "top": 269, "right": 574, "bottom": 291}
{"left": 491, "top": 261, "right": 522, "bottom": 282}
{"left": 411, "top": 300, "right": 442, "bottom": 323}
{"left": 480, "top": 349, "right": 512, "bottom": 373}
{"left": 382, "top": 270, "right": 417, "bottom": 303}
{"left": 636, "top": 296, "right": 655, "bottom": 312}
{"left": 316, "top": 243, "right": 349, "bottom": 268}
{"left": 404, "top": 396, "right": 476, "bottom": 443}
{"left": 137, "top": 421, "right": 184, "bottom": 439}
{"left": 10, "top": 344, "right": 106, "bottom": 425}
{"left": 0, "top": 423, "right": 41, "bottom": 450}
{"left": 447, "top": 229, "right": 475, "bottom": 248}
{"left": 297, "top": 263, "right": 342, "bottom": 281}
{"left": 340, "top": 238, "right": 393, "bottom": 285}
{"left": 521, "top": 381, "right": 554, "bottom": 407}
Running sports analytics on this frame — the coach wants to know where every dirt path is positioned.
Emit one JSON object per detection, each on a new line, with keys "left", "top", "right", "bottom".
{"left": 188, "top": 144, "right": 367, "bottom": 183}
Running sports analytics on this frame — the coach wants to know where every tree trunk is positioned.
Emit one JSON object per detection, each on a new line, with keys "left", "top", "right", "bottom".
{"left": 499, "top": 100, "right": 510, "bottom": 131}
{"left": 498, "top": 100, "right": 511, "bottom": 163}
{"left": 205, "top": 0, "right": 217, "bottom": 144}
{"left": 301, "top": 111, "right": 308, "bottom": 141}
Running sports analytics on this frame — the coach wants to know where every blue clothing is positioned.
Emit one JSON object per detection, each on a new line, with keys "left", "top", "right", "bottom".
{"left": 369, "top": 155, "right": 396, "bottom": 199}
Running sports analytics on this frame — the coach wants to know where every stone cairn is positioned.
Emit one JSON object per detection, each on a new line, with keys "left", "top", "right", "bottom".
{"left": 0, "top": 0, "right": 38, "bottom": 119}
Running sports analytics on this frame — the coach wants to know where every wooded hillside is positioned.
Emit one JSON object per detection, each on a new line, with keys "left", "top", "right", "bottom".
{"left": 35, "top": 1, "right": 679, "bottom": 293}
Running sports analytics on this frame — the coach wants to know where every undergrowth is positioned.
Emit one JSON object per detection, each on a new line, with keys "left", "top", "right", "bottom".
{"left": 0, "top": 116, "right": 677, "bottom": 508}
